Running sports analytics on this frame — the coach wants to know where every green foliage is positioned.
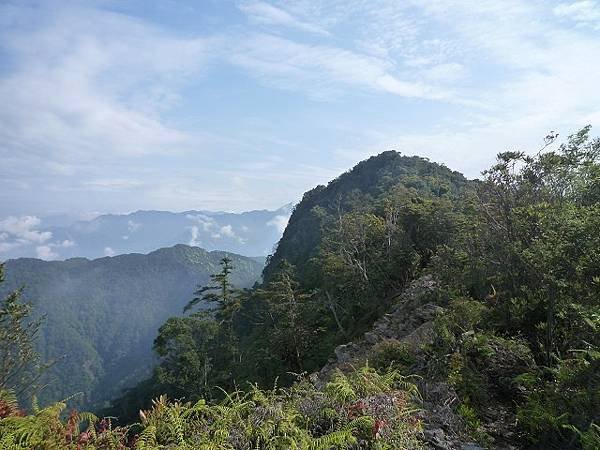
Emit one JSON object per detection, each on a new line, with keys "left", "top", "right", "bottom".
{"left": 264, "top": 152, "right": 469, "bottom": 282}
{"left": 0, "top": 264, "right": 49, "bottom": 403}
{"left": 250, "top": 261, "right": 320, "bottom": 375}
{"left": 370, "top": 340, "right": 416, "bottom": 374}
{"left": 185, "top": 256, "right": 240, "bottom": 320}
{"left": 516, "top": 345, "right": 600, "bottom": 448}
{"left": 2, "top": 366, "right": 423, "bottom": 449}
{"left": 0, "top": 246, "right": 263, "bottom": 410}
{"left": 456, "top": 403, "right": 492, "bottom": 447}
{"left": 10, "top": 130, "right": 598, "bottom": 448}
{"left": 427, "top": 128, "right": 600, "bottom": 448}
{"left": 0, "top": 389, "right": 129, "bottom": 449}
{"left": 565, "top": 423, "right": 600, "bottom": 450}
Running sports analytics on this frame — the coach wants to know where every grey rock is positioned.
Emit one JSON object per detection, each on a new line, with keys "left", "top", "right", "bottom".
{"left": 424, "top": 428, "right": 450, "bottom": 449}
{"left": 461, "top": 444, "right": 485, "bottom": 450}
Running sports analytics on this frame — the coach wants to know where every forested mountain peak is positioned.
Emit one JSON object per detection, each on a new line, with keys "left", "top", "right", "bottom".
{"left": 265, "top": 151, "right": 471, "bottom": 280}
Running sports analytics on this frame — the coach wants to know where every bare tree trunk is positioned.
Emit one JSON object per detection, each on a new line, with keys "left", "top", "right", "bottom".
{"left": 325, "top": 290, "right": 346, "bottom": 336}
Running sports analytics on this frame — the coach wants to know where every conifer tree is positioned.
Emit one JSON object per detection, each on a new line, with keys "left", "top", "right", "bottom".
{"left": 0, "top": 263, "right": 48, "bottom": 401}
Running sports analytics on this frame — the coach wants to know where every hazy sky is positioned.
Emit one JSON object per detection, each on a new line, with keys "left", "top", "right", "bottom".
{"left": 1, "top": 0, "right": 599, "bottom": 218}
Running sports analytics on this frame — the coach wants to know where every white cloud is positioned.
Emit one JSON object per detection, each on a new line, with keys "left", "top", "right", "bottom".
{"left": 0, "top": 242, "right": 20, "bottom": 253}
{"left": 127, "top": 220, "right": 141, "bottom": 232}
{"left": 104, "top": 247, "right": 116, "bottom": 257}
{"left": 209, "top": 224, "right": 247, "bottom": 243}
{"left": 189, "top": 225, "right": 201, "bottom": 247}
{"left": 0, "top": 216, "right": 52, "bottom": 243}
{"left": 423, "top": 62, "right": 468, "bottom": 83}
{"left": 36, "top": 245, "right": 58, "bottom": 260}
{"left": 229, "top": 33, "right": 453, "bottom": 101}
{"left": 54, "top": 239, "right": 75, "bottom": 248}
{"left": 267, "top": 214, "right": 290, "bottom": 234}
{"left": 2, "top": 0, "right": 599, "bottom": 219}
{"left": 554, "top": 1, "right": 600, "bottom": 25}
{"left": 220, "top": 225, "right": 235, "bottom": 238}
{"left": 186, "top": 214, "right": 217, "bottom": 231}
{"left": 0, "top": 2, "right": 212, "bottom": 192}
{"left": 0, "top": 216, "right": 75, "bottom": 257}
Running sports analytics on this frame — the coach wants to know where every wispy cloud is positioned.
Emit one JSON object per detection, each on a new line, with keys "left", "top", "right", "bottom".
{"left": 0, "top": 215, "right": 78, "bottom": 259}
{"left": 0, "top": 3, "right": 209, "bottom": 164}
{"left": 229, "top": 32, "right": 452, "bottom": 100}
{"left": 554, "top": 1, "right": 600, "bottom": 27}
{"left": 267, "top": 214, "right": 290, "bottom": 234}
{"left": 238, "top": 1, "right": 330, "bottom": 35}
{"left": 36, "top": 245, "right": 59, "bottom": 260}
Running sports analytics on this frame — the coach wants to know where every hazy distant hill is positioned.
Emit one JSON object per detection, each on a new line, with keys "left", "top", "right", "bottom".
{"left": 1, "top": 245, "right": 264, "bottom": 409}
{"left": 0, "top": 204, "right": 293, "bottom": 261}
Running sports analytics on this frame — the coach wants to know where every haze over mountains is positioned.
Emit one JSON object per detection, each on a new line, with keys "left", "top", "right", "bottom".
{"left": 0, "top": 202, "right": 293, "bottom": 409}
{"left": 0, "top": 204, "right": 293, "bottom": 261}
{"left": 0, "top": 245, "right": 264, "bottom": 410}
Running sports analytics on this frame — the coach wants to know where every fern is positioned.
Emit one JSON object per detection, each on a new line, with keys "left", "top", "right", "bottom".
{"left": 310, "top": 429, "right": 357, "bottom": 449}
{"left": 325, "top": 371, "right": 356, "bottom": 404}
{"left": 135, "top": 425, "right": 158, "bottom": 449}
{"left": 0, "top": 365, "right": 423, "bottom": 449}
{"left": 564, "top": 423, "right": 600, "bottom": 450}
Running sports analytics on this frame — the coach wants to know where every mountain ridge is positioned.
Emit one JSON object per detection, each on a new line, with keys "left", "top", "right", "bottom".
{"left": 0, "top": 204, "right": 294, "bottom": 261}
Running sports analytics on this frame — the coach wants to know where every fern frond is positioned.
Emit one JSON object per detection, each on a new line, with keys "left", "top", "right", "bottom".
{"left": 135, "top": 424, "right": 158, "bottom": 449}
{"left": 310, "top": 429, "right": 357, "bottom": 450}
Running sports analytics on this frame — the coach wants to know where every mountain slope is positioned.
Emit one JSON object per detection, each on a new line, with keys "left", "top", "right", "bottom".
{"left": 264, "top": 152, "right": 470, "bottom": 280}
{"left": 0, "top": 245, "right": 263, "bottom": 409}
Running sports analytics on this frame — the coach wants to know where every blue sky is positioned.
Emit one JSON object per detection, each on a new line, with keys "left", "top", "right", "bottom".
{"left": 1, "top": 0, "right": 599, "bottom": 222}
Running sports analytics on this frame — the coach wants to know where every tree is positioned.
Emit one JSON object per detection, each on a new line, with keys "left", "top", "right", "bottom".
{"left": 0, "top": 263, "right": 48, "bottom": 401}
{"left": 471, "top": 127, "right": 600, "bottom": 364}
{"left": 255, "top": 261, "right": 316, "bottom": 373}
{"left": 153, "top": 314, "right": 220, "bottom": 401}
{"left": 151, "top": 257, "right": 244, "bottom": 402}
{"left": 185, "top": 256, "right": 240, "bottom": 324}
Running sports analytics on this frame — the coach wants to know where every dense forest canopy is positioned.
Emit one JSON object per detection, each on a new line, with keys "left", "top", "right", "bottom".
{"left": 1, "top": 128, "right": 599, "bottom": 449}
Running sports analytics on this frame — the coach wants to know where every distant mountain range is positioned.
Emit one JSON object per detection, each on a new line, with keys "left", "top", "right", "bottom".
{"left": 0, "top": 204, "right": 294, "bottom": 261}
{"left": 0, "top": 245, "right": 264, "bottom": 410}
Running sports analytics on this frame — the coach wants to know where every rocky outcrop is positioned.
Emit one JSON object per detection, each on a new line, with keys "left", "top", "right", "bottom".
{"left": 313, "top": 276, "right": 486, "bottom": 449}
{"left": 316, "top": 276, "right": 441, "bottom": 381}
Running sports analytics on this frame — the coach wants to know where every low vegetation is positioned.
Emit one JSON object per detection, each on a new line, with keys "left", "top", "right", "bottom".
{"left": 0, "top": 367, "right": 423, "bottom": 449}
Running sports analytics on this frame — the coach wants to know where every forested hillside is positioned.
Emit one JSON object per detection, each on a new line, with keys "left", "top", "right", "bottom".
{"left": 1, "top": 128, "right": 599, "bottom": 449}
{"left": 0, "top": 245, "right": 263, "bottom": 410}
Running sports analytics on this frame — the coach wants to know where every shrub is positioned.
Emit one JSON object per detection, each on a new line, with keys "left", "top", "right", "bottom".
{"left": 516, "top": 347, "right": 600, "bottom": 449}
{"left": 370, "top": 340, "right": 416, "bottom": 373}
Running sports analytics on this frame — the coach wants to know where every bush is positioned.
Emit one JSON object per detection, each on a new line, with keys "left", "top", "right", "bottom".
{"left": 516, "top": 347, "right": 600, "bottom": 449}
{"left": 370, "top": 339, "right": 416, "bottom": 373}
